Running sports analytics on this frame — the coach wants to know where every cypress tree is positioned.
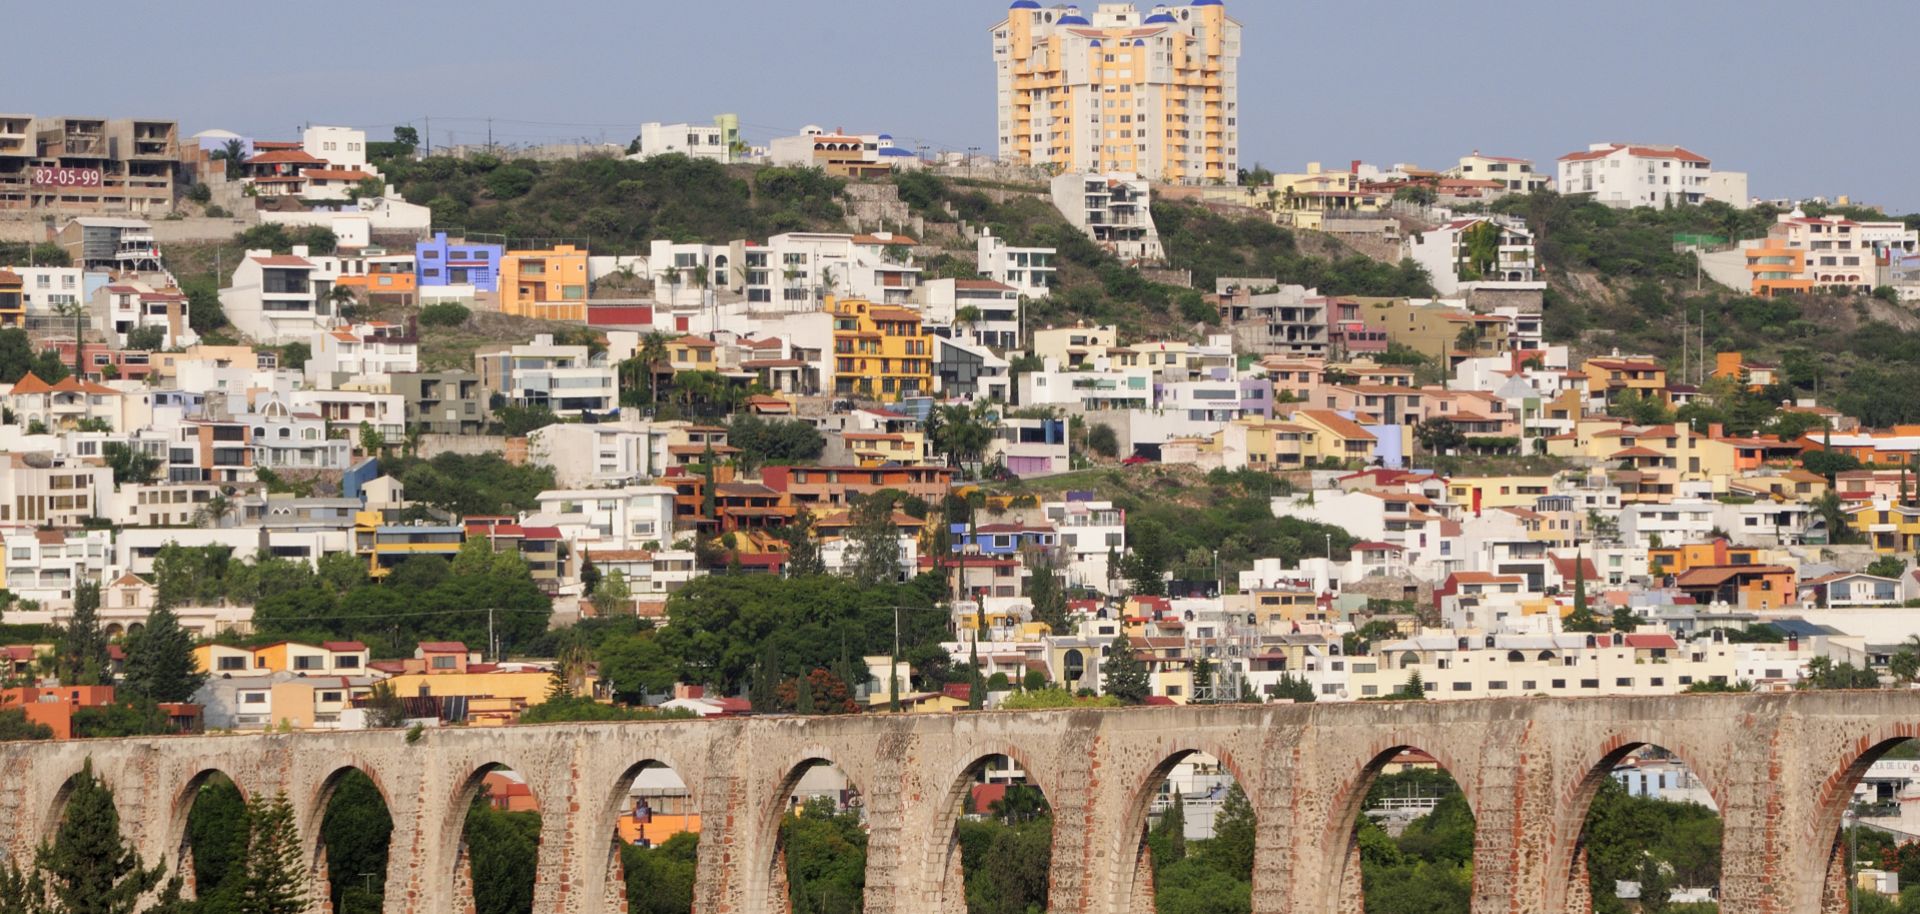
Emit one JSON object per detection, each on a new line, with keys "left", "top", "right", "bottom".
{"left": 52, "top": 583, "right": 111, "bottom": 687}
{"left": 1100, "top": 632, "right": 1151, "bottom": 704}
{"left": 120, "top": 606, "right": 208, "bottom": 703}
{"left": 37, "top": 760, "right": 165, "bottom": 914}
{"left": 237, "top": 794, "right": 307, "bottom": 914}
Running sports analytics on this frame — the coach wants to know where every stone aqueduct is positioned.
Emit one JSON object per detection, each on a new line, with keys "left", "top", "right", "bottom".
{"left": 4, "top": 692, "right": 1918, "bottom": 914}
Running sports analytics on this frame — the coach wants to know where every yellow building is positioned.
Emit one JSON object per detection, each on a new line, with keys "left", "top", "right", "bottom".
{"left": 829, "top": 296, "right": 933, "bottom": 401}
{"left": 1849, "top": 500, "right": 1920, "bottom": 555}
{"left": 1289, "top": 409, "right": 1398, "bottom": 465}
{"left": 354, "top": 511, "right": 465, "bottom": 577}
{"left": 380, "top": 670, "right": 564, "bottom": 726}
{"left": 192, "top": 640, "right": 370, "bottom": 675}
{"left": 500, "top": 245, "right": 590, "bottom": 322}
{"left": 991, "top": 2, "right": 1240, "bottom": 185}
{"left": 1446, "top": 476, "right": 1556, "bottom": 511}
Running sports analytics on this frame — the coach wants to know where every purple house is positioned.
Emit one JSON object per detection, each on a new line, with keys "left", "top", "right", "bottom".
{"left": 415, "top": 232, "right": 503, "bottom": 292}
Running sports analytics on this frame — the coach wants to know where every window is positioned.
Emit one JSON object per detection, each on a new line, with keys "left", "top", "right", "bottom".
{"left": 293, "top": 656, "right": 324, "bottom": 671}
{"left": 241, "top": 692, "right": 267, "bottom": 704}
{"left": 1488, "top": 681, "right": 1508, "bottom": 691}
{"left": 217, "top": 656, "right": 246, "bottom": 671}
{"left": 1615, "top": 677, "right": 1632, "bottom": 687}
{"left": 1451, "top": 682, "right": 1470, "bottom": 692}
{"left": 432, "top": 655, "right": 457, "bottom": 670}
{"left": 1580, "top": 678, "right": 1600, "bottom": 689}
{"left": 1551, "top": 679, "right": 1566, "bottom": 689}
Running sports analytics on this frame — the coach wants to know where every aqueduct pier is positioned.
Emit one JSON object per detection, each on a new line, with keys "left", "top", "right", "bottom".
{"left": 3, "top": 691, "right": 1914, "bottom": 914}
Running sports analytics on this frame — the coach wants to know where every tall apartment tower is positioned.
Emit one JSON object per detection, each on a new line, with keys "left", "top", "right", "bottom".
{"left": 992, "top": 2, "right": 1241, "bottom": 186}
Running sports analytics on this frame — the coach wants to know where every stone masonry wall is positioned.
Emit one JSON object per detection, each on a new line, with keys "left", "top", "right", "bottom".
{"left": 0, "top": 692, "right": 1911, "bottom": 914}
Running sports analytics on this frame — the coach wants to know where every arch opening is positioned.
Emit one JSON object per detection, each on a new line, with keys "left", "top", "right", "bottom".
{"left": 1817, "top": 737, "right": 1920, "bottom": 913}
{"left": 1339, "top": 747, "right": 1478, "bottom": 914}
{"left": 938, "top": 753, "right": 1052, "bottom": 913}
{"left": 772, "top": 758, "right": 866, "bottom": 914}
{"left": 451, "top": 763, "right": 542, "bottom": 914}
{"left": 1565, "top": 744, "right": 1722, "bottom": 913}
{"left": 1131, "top": 750, "right": 1254, "bottom": 913}
{"left": 609, "top": 760, "right": 699, "bottom": 914}
{"left": 177, "top": 770, "right": 247, "bottom": 900}
{"left": 315, "top": 766, "right": 394, "bottom": 914}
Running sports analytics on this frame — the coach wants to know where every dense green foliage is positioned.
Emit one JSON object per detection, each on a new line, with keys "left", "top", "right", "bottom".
{"left": 780, "top": 797, "right": 867, "bottom": 914}
{"left": 183, "top": 777, "right": 248, "bottom": 906}
{"left": 27, "top": 761, "right": 169, "bottom": 914}
{"left": 0, "top": 328, "right": 70, "bottom": 384}
{"left": 516, "top": 694, "right": 694, "bottom": 724}
{"left": 1145, "top": 783, "right": 1257, "bottom": 914}
{"left": 1356, "top": 769, "right": 1475, "bottom": 914}
{"left": 383, "top": 154, "right": 845, "bottom": 249}
{"left": 653, "top": 574, "right": 945, "bottom": 698}
{"left": 0, "top": 708, "right": 53, "bottom": 741}
{"left": 726, "top": 415, "right": 826, "bottom": 470}
{"left": 621, "top": 833, "right": 698, "bottom": 914}
{"left": 120, "top": 607, "right": 207, "bottom": 703}
{"left": 954, "top": 805, "right": 1052, "bottom": 914}
{"left": 386, "top": 453, "right": 556, "bottom": 516}
{"left": 418, "top": 302, "right": 471, "bottom": 327}
{"left": 1581, "top": 777, "right": 1721, "bottom": 914}
{"left": 151, "top": 540, "right": 550, "bottom": 658}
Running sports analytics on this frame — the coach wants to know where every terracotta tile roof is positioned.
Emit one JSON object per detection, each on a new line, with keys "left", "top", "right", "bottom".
{"left": 1295, "top": 409, "right": 1376, "bottom": 441}
{"left": 302, "top": 169, "right": 374, "bottom": 181}
{"left": 8, "top": 372, "right": 53, "bottom": 395}
{"left": 246, "top": 150, "right": 324, "bottom": 165}
{"left": 1558, "top": 144, "right": 1709, "bottom": 164}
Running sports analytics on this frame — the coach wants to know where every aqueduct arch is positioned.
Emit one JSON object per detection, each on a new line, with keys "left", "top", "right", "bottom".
{"left": 0, "top": 692, "right": 1910, "bottom": 914}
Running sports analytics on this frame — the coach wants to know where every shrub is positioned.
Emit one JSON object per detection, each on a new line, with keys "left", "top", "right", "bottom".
{"left": 419, "top": 302, "right": 471, "bottom": 327}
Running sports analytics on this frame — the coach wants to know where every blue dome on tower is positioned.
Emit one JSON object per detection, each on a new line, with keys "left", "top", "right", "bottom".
{"left": 1142, "top": 12, "right": 1175, "bottom": 23}
{"left": 1190, "top": 0, "right": 1224, "bottom": 5}
{"left": 1010, "top": 0, "right": 1040, "bottom": 8}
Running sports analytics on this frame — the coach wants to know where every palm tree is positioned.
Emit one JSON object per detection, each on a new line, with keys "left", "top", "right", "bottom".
{"left": 198, "top": 492, "right": 233, "bottom": 529}
{"left": 326, "top": 284, "right": 358, "bottom": 321}
{"left": 689, "top": 263, "right": 709, "bottom": 290}
{"left": 212, "top": 138, "right": 248, "bottom": 181}
{"left": 639, "top": 331, "right": 670, "bottom": 408}
{"left": 55, "top": 301, "right": 87, "bottom": 379}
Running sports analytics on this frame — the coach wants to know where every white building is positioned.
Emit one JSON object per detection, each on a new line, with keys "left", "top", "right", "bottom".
{"left": 237, "top": 395, "right": 352, "bottom": 472}
{"left": 1017, "top": 358, "right": 1155, "bottom": 411}
{"left": 630, "top": 116, "right": 740, "bottom": 164}
{"left": 9, "top": 266, "right": 91, "bottom": 317}
{"left": 526, "top": 421, "right": 675, "bottom": 489}
{"left": 302, "top": 126, "right": 369, "bottom": 171}
{"left": 1620, "top": 498, "right": 1719, "bottom": 551}
{"left": 1041, "top": 496, "right": 1127, "bottom": 592}
{"left": 914, "top": 279, "right": 1023, "bottom": 349}
{"left": 976, "top": 229, "right": 1055, "bottom": 298}
{"left": 530, "top": 486, "right": 679, "bottom": 552}
{"left": 96, "top": 278, "right": 196, "bottom": 350}
{"left": 0, "top": 528, "right": 112, "bottom": 605}
{"left": 288, "top": 389, "right": 406, "bottom": 440}
{"left": 1051, "top": 173, "right": 1163, "bottom": 261}
{"left": 1443, "top": 152, "right": 1552, "bottom": 195}
{"left": 219, "top": 246, "right": 341, "bottom": 344}
{"left": 475, "top": 335, "right": 619, "bottom": 418}
{"left": 1404, "top": 217, "right": 1539, "bottom": 296}
{"left": 1556, "top": 143, "right": 1748, "bottom": 209}
{"left": 306, "top": 321, "right": 419, "bottom": 387}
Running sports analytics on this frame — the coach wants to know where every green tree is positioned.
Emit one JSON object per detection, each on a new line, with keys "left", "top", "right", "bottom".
{"left": 1867, "top": 556, "right": 1908, "bottom": 580}
{"left": 590, "top": 569, "right": 632, "bottom": 617}
{"left": 461, "top": 794, "right": 540, "bottom": 914}
{"left": 781, "top": 797, "right": 867, "bottom": 914}
{"left": 1101, "top": 632, "right": 1151, "bottom": 704}
{"left": 119, "top": 607, "right": 207, "bottom": 703}
{"left": 0, "top": 708, "right": 53, "bottom": 742}
{"left": 36, "top": 760, "right": 167, "bottom": 914}
{"left": 781, "top": 508, "right": 827, "bottom": 578}
{"left": 183, "top": 776, "right": 248, "bottom": 908}
{"left": 847, "top": 495, "right": 904, "bottom": 586}
{"left": 50, "top": 583, "right": 110, "bottom": 686}
{"left": 621, "top": 832, "right": 698, "bottom": 914}
{"left": 1086, "top": 423, "right": 1120, "bottom": 458}
{"left": 100, "top": 443, "right": 160, "bottom": 486}
{"left": 238, "top": 794, "right": 308, "bottom": 914}
{"left": 1027, "top": 553, "right": 1069, "bottom": 634}
{"left": 1147, "top": 792, "right": 1187, "bottom": 873}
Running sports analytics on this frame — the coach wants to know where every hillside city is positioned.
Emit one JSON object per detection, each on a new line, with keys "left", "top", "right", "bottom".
{"left": 6, "top": 3, "right": 1920, "bottom": 914}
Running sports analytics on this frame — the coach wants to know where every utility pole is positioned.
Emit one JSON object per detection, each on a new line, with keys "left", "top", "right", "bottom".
{"left": 424, "top": 116, "right": 431, "bottom": 156}
{"left": 487, "top": 607, "right": 495, "bottom": 662}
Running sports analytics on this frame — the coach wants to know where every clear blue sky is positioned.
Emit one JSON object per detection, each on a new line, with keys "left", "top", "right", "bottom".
{"left": 9, "top": 0, "right": 1918, "bottom": 212}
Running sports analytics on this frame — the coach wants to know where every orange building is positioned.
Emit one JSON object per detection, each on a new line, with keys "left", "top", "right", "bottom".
{"left": 0, "top": 685, "right": 118, "bottom": 739}
{"left": 1648, "top": 540, "right": 1764, "bottom": 577}
{"left": 1674, "top": 564, "right": 1796, "bottom": 611}
{"left": 0, "top": 269, "right": 22, "bottom": 328}
{"left": 334, "top": 253, "right": 417, "bottom": 304}
{"left": 500, "top": 245, "right": 590, "bottom": 322}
